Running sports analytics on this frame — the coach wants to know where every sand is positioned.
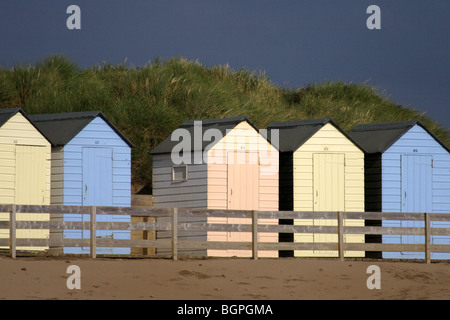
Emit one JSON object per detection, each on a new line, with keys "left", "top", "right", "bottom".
{"left": 0, "top": 256, "right": 449, "bottom": 300}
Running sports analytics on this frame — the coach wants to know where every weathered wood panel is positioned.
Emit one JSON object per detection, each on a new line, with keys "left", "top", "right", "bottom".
{"left": 2, "top": 206, "right": 449, "bottom": 262}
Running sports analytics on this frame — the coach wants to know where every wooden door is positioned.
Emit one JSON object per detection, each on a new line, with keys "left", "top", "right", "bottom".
{"left": 227, "top": 151, "right": 259, "bottom": 210}
{"left": 313, "top": 153, "right": 345, "bottom": 212}
{"left": 401, "top": 154, "right": 432, "bottom": 257}
{"left": 15, "top": 145, "right": 48, "bottom": 250}
{"left": 15, "top": 145, "right": 46, "bottom": 205}
{"left": 82, "top": 147, "right": 114, "bottom": 252}
{"left": 313, "top": 153, "right": 345, "bottom": 255}
{"left": 226, "top": 151, "right": 259, "bottom": 256}
{"left": 82, "top": 147, "right": 113, "bottom": 206}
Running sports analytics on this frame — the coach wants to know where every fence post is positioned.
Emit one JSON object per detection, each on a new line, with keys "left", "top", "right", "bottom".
{"left": 172, "top": 208, "right": 178, "bottom": 261}
{"left": 424, "top": 212, "right": 431, "bottom": 264}
{"left": 337, "top": 211, "right": 344, "bottom": 261}
{"left": 252, "top": 210, "right": 258, "bottom": 260}
{"left": 9, "top": 204, "right": 16, "bottom": 259}
{"left": 90, "top": 206, "right": 96, "bottom": 259}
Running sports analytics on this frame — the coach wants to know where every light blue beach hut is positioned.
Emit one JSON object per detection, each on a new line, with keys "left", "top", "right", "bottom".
{"left": 29, "top": 111, "right": 134, "bottom": 255}
{"left": 349, "top": 120, "right": 450, "bottom": 259}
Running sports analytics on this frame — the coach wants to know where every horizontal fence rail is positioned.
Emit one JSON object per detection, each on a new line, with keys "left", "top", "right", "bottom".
{"left": 0, "top": 205, "right": 449, "bottom": 263}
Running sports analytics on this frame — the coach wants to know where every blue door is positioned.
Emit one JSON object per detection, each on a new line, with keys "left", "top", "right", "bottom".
{"left": 400, "top": 155, "right": 432, "bottom": 258}
{"left": 82, "top": 147, "right": 130, "bottom": 254}
{"left": 83, "top": 147, "right": 113, "bottom": 206}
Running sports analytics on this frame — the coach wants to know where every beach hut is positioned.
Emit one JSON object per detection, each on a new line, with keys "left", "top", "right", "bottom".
{"left": 29, "top": 111, "right": 134, "bottom": 255}
{"left": 267, "top": 118, "right": 365, "bottom": 258}
{"left": 150, "top": 116, "right": 279, "bottom": 258}
{"left": 0, "top": 108, "right": 51, "bottom": 251}
{"left": 349, "top": 120, "right": 450, "bottom": 259}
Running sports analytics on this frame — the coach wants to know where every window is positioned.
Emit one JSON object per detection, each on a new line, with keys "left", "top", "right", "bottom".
{"left": 172, "top": 165, "right": 187, "bottom": 182}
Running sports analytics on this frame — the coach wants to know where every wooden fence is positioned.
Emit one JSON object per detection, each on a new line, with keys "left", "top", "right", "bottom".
{"left": 0, "top": 204, "right": 449, "bottom": 263}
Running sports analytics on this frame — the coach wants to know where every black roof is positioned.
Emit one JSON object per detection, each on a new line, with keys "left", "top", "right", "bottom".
{"left": 267, "top": 118, "right": 364, "bottom": 153}
{"left": 349, "top": 120, "right": 450, "bottom": 154}
{"left": 150, "top": 116, "right": 258, "bottom": 155}
{"left": 0, "top": 108, "right": 23, "bottom": 127}
{"left": 28, "top": 111, "right": 134, "bottom": 148}
{"left": 0, "top": 107, "right": 51, "bottom": 141}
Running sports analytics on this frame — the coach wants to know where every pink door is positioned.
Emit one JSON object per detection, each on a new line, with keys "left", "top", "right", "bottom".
{"left": 227, "top": 151, "right": 259, "bottom": 210}
{"left": 227, "top": 151, "right": 259, "bottom": 257}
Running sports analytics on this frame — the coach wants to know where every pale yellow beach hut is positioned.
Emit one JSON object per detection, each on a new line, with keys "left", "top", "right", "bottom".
{"left": 0, "top": 108, "right": 51, "bottom": 252}
{"left": 267, "top": 118, "right": 365, "bottom": 257}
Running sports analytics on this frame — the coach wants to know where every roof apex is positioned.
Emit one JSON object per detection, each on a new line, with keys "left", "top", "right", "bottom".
{"left": 28, "top": 111, "right": 134, "bottom": 148}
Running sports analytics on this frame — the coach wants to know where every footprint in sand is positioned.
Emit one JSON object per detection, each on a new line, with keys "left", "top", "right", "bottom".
{"left": 178, "top": 269, "right": 211, "bottom": 279}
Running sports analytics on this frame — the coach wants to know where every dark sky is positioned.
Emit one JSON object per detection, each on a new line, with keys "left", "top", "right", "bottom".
{"left": 1, "top": 1, "right": 449, "bottom": 128}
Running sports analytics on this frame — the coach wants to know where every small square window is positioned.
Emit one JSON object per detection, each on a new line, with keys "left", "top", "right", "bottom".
{"left": 172, "top": 166, "right": 187, "bottom": 181}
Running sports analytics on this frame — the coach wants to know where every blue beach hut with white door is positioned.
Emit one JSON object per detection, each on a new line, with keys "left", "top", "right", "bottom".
{"left": 349, "top": 120, "right": 450, "bottom": 260}
{"left": 29, "top": 111, "right": 134, "bottom": 255}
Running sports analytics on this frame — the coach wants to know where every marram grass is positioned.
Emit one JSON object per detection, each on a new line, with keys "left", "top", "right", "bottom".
{"left": 1, "top": 55, "right": 448, "bottom": 187}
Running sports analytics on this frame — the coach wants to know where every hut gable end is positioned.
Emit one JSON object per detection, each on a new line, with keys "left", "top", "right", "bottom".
{"left": 292, "top": 122, "right": 365, "bottom": 213}
{"left": 61, "top": 116, "right": 132, "bottom": 207}
{"left": 385, "top": 124, "right": 449, "bottom": 155}
{"left": 0, "top": 112, "right": 50, "bottom": 146}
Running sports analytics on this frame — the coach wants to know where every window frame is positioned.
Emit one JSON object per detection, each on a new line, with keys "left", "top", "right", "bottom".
{"left": 172, "top": 165, "right": 188, "bottom": 182}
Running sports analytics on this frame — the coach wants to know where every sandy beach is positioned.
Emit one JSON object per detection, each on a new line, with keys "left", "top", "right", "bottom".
{"left": 0, "top": 255, "right": 449, "bottom": 300}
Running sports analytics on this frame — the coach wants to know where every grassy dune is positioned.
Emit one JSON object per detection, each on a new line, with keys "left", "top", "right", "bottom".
{"left": 1, "top": 55, "right": 448, "bottom": 187}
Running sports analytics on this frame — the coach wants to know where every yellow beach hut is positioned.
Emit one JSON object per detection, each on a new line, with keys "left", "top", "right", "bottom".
{"left": 0, "top": 108, "right": 51, "bottom": 252}
{"left": 267, "top": 118, "right": 365, "bottom": 257}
